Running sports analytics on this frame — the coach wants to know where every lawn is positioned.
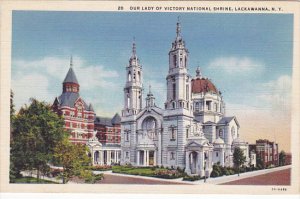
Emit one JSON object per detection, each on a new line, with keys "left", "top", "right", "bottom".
{"left": 13, "top": 176, "right": 58, "bottom": 184}
{"left": 112, "top": 165, "right": 185, "bottom": 179}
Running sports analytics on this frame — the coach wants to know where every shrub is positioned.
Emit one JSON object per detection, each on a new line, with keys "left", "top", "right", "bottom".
{"left": 48, "top": 168, "right": 63, "bottom": 177}
{"left": 183, "top": 175, "right": 204, "bottom": 181}
{"left": 153, "top": 169, "right": 183, "bottom": 179}
{"left": 79, "top": 170, "right": 103, "bottom": 184}
{"left": 89, "top": 165, "right": 112, "bottom": 171}
{"left": 210, "top": 163, "right": 223, "bottom": 177}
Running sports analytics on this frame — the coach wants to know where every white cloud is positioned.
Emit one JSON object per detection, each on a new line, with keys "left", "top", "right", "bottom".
{"left": 12, "top": 56, "right": 120, "bottom": 113}
{"left": 12, "top": 73, "right": 52, "bottom": 109}
{"left": 257, "top": 75, "right": 291, "bottom": 112}
{"left": 208, "top": 56, "right": 264, "bottom": 75}
{"left": 13, "top": 56, "right": 119, "bottom": 90}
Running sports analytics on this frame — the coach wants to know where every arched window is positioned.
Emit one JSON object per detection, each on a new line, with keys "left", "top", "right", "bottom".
{"left": 172, "top": 101, "right": 176, "bottom": 109}
{"left": 170, "top": 152, "right": 175, "bottom": 160}
{"left": 142, "top": 117, "right": 157, "bottom": 131}
{"left": 219, "top": 129, "right": 223, "bottom": 138}
{"left": 127, "top": 95, "right": 130, "bottom": 108}
{"left": 173, "top": 55, "right": 177, "bottom": 67}
{"left": 172, "top": 83, "right": 176, "bottom": 99}
{"left": 214, "top": 103, "right": 218, "bottom": 112}
{"left": 138, "top": 71, "right": 141, "bottom": 81}
{"left": 186, "top": 126, "right": 190, "bottom": 138}
{"left": 195, "top": 102, "right": 199, "bottom": 111}
{"left": 231, "top": 127, "right": 235, "bottom": 138}
{"left": 128, "top": 71, "right": 132, "bottom": 81}
{"left": 169, "top": 126, "right": 176, "bottom": 140}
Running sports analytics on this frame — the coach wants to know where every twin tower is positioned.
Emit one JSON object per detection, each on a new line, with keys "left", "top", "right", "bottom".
{"left": 122, "top": 20, "right": 192, "bottom": 118}
{"left": 121, "top": 20, "right": 194, "bottom": 168}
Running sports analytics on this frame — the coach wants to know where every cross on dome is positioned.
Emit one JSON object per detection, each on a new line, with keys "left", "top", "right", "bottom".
{"left": 196, "top": 66, "right": 202, "bottom": 78}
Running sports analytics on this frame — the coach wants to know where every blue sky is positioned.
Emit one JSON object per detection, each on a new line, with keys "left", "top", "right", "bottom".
{"left": 11, "top": 11, "right": 293, "bottom": 151}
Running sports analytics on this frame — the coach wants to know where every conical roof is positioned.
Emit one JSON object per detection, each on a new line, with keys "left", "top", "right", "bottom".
{"left": 63, "top": 67, "right": 79, "bottom": 84}
{"left": 111, "top": 113, "right": 121, "bottom": 125}
{"left": 88, "top": 103, "right": 94, "bottom": 112}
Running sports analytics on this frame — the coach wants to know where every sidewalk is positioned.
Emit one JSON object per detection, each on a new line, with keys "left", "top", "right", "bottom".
{"left": 92, "top": 170, "right": 194, "bottom": 185}
{"left": 194, "top": 165, "right": 291, "bottom": 185}
{"left": 21, "top": 171, "right": 63, "bottom": 184}
{"left": 93, "top": 165, "right": 291, "bottom": 185}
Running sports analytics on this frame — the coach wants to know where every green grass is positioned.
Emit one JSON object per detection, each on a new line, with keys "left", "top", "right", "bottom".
{"left": 112, "top": 166, "right": 153, "bottom": 175}
{"left": 13, "top": 176, "right": 58, "bottom": 184}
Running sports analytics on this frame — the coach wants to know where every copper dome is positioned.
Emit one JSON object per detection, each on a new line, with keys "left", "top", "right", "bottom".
{"left": 191, "top": 78, "right": 218, "bottom": 94}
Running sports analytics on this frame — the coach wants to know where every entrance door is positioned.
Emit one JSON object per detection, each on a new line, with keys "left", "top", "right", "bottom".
{"left": 190, "top": 152, "right": 198, "bottom": 174}
{"left": 139, "top": 151, "right": 144, "bottom": 166}
{"left": 149, "top": 151, "right": 154, "bottom": 166}
{"left": 104, "top": 151, "right": 107, "bottom": 165}
{"left": 94, "top": 151, "right": 99, "bottom": 164}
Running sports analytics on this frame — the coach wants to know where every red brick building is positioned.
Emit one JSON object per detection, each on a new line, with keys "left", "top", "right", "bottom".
{"left": 52, "top": 58, "right": 95, "bottom": 144}
{"left": 285, "top": 153, "right": 292, "bottom": 165}
{"left": 94, "top": 113, "right": 121, "bottom": 144}
{"left": 250, "top": 139, "right": 279, "bottom": 168}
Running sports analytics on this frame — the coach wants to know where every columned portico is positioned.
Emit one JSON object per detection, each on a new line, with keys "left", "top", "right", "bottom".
{"left": 185, "top": 138, "right": 213, "bottom": 177}
{"left": 136, "top": 149, "right": 156, "bottom": 166}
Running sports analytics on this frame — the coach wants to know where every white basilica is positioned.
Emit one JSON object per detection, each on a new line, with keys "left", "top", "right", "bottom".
{"left": 120, "top": 20, "right": 249, "bottom": 176}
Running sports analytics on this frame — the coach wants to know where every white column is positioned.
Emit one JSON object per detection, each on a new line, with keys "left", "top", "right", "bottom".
{"left": 143, "top": 150, "right": 146, "bottom": 166}
{"left": 101, "top": 150, "right": 104, "bottom": 165}
{"left": 108, "top": 150, "right": 111, "bottom": 165}
{"left": 185, "top": 151, "right": 190, "bottom": 174}
{"left": 91, "top": 149, "right": 95, "bottom": 166}
{"left": 116, "top": 150, "right": 119, "bottom": 163}
{"left": 199, "top": 151, "right": 203, "bottom": 176}
{"left": 146, "top": 150, "right": 149, "bottom": 166}
{"left": 114, "top": 150, "right": 117, "bottom": 163}
{"left": 154, "top": 151, "right": 156, "bottom": 166}
{"left": 137, "top": 150, "right": 140, "bottom": 166}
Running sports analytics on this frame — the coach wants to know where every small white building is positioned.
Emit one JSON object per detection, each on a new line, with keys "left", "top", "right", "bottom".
{"left": 87, "top": 131, "right": 121, "bottom": 166}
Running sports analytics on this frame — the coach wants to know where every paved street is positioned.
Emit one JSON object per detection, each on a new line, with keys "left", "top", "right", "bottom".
{"left": 221, "top": 168, "right": 291, "bottom": 185}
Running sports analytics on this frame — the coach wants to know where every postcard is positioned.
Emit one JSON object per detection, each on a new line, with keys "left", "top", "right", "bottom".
{"left": 0, "top": 0, "right": 299, "bottom": 195}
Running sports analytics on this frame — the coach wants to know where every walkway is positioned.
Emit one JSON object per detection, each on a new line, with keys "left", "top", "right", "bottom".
{"left": 204, "top": 165, "right": 291, "bottom": 185}
{"left": 93, "top": 170, "right": 192, "bottom": 185}
{"left": 221, "top": 168, "right": 291, "bottom": 185}
{"left": 93, "top": 165, "right": 291, "bottom": 185}
{"left": 21, "top": 171, "right": 63, "bottom": 183}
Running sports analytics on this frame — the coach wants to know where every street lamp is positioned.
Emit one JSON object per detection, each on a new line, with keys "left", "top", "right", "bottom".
{"left": 204, "top": 160, "right": 207, "bottom": 183}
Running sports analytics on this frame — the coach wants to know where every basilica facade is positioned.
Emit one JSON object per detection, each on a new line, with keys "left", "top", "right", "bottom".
{"left": 120, "top": 20, "right": 249, "bottom": 176}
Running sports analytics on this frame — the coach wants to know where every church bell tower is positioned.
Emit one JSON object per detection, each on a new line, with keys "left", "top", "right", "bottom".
{"left": 165, "top": 19, "right": 192, "bottom": 112}
{"left": 162, "top": 19, "right": 193, "bottom": 169}
{"left": 122, "top": 40, "right": 143, "bottom": 117}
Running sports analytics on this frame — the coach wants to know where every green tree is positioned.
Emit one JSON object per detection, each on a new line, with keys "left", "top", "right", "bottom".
{"left": 233, "top": 147, "right": 246, "bottom": 176}
{"left": 279, "top": 150, "right": 286, "bottom": 166}
{"left": 54, "top": 138, "right": 91, "bottom": 183}
{"left": 10, "top": 90, "right": 19, "bottom": 182}
{"left": 10, "top": 98, "right": 67, "bottom": 182}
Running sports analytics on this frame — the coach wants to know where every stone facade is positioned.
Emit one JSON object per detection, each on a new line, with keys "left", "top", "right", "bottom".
{"left": 120, "top": 20, "right": 250, "bottom": 177}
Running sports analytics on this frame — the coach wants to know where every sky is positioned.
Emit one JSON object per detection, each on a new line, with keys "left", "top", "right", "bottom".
{"left": 11, "top": 11, "right": 293, "bottom": 152}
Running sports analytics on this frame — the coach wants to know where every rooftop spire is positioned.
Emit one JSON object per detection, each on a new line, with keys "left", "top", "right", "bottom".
{"left": 132, "top": 37, "right": 136, "bottom": 57}
{"left": 176, "top": 16, "right": 181, "bottom": 38}
{"left": 70, "top": 55, "right": 73, "bottom": 68}
{"left": 148, "top": 85, "right": 152, "bottom": 96}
